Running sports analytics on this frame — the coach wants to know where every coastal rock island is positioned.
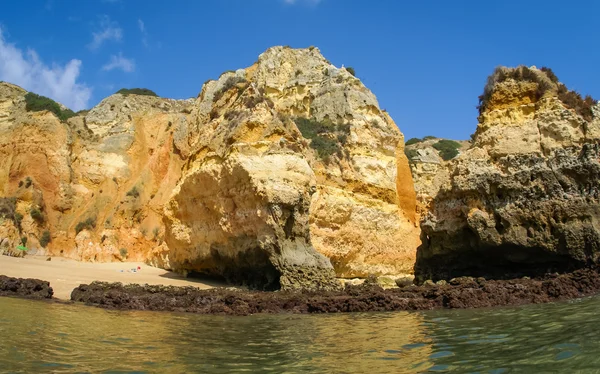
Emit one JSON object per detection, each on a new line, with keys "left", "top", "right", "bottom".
{"left": 415, "top": 66, "right": 600, "bottom": 283}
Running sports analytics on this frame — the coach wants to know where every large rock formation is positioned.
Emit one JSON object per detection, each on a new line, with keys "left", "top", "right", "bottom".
{"left": 0, "top": 46, "right": 418, "bottom": 290}
{"left": 415, "top": 66, "right": 600, "bottom": 283}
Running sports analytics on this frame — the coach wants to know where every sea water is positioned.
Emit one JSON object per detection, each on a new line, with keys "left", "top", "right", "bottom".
{"left": 1, "top": 295, "right": 599, "bottom": 373}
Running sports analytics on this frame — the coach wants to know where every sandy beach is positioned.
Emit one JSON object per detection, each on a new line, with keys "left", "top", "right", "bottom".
{"left": 0, "top": 255, "right": 221, "bottom": 299}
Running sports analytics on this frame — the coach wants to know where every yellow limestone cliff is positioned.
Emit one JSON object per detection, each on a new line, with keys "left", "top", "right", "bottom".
{"left": 0, "top": 46, "right": 419, "bottom": 289}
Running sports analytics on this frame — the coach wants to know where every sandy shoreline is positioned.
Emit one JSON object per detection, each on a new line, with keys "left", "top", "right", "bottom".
{"left": 0, "top": 255, "right": 222, "bottom": 299}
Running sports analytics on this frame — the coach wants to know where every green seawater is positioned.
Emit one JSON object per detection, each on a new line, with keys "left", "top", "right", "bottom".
{"left": 1, "top": 296, "right": 600, "bottom": 373}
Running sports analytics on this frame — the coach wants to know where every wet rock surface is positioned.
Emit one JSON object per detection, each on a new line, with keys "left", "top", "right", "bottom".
{"left": 70, "top": 267, "right": 600, "bottom": 315}
{"left": 0, "top": 275, "right": 53, "bottom": 299}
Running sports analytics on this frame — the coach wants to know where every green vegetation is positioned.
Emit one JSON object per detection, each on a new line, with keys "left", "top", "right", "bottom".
{"left": 0, "top": 197, "right": 16, "bottom": 219}
{"left": 40, "top": 230, "right": 51, "bottom": 248}
{"left": 406, "top": 136, "right": 437, "bottom": 146}
{"left": 557, "top": 86, "right": 596, "bottom": 122}
{"left": 540, "top": 67, "right": 559, "bottom": 83}
{"left": 116, "top": 88, "right": 158, "bottom": 97}
{"left": 0, "top": 197, "right": 22, "bottom": 230}
{"left": 213, "top": 76, "right": 247, "bottom": 102}
{"left": 404, "top": 148, "right": 418, "bottom": 161}
{"left": 120, "top": 248, "right": 128, "bottom": 258}
{"left": 126, "top": 186, "right": 140, "bottom": 198}
{"left": 75, "top": 217, "right": 96, "bottom": 234}
{"left": 153, "top": 227, "right": 160, "bottom": 239}
{"left": 21, "top": 237, "right": 27, "bottom": 246}
{"left": 24, "top": 92, "right": 76, "bottom": 122}
{"left": 432, "top": 139, "right": 461, "bottom": 161}
{"left": 294, "top": 117, "right": 350, "bottom": 161}
{"left": 346, "top": 67, "right": 356, "bottom": 77}
{"left": 14, "top": 213, "right": 23, "bottom": 229}
{"left": 30, "top": 207, "right": 44, "bottom": 224}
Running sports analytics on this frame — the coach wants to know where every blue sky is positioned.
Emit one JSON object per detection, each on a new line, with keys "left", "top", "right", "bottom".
{"left": 0, "top": 0, "right": 598, "bottom": 140}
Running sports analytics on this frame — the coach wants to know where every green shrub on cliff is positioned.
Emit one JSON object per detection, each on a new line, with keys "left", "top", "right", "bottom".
{"left": 40, "top": 230, "right": 51, "bottom": 248}
{"left": 116, "top": 88, "right": 158, "bottom": 97}
{"left": 75, "top": 217, "right": 96, "bottom": 234}
{"left": 30, "top": 207, "right": 44, "bottom": 224}
{"left": 294, "top": 117, "right": 350, "bottom": 161}
{"left": 212, "top": 76, "right": 247, "bottom": 102}
{"left": 126, "top": 186, "right": 140, "bottom": 198}
{"left": 405, "top": 148, "right": 418, "bottom": 162}
{"left": 346, "top": 67, "right": 356, "bottom": 77}
{"left": 0, "top": 197, "right": 16, "bottom": 219}
{"left": 24, "top": 92, "right": 76, "bottom": 122}
{"left": 405, "top": 138, "right": 421, "bottom": 146}
{"left": 433, "top": 139, "right": 461, "bottom": 161}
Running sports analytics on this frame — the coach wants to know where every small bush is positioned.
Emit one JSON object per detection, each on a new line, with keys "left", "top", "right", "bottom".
{"left": 24, "top": 92, "right": 76, "bottom": 122}
{"left": 404, "top": 148, "right": 418, "bottom": 161}
{"left": 21, "top": 237, "right": 27, "bottom": 246}
{"left": 116, "top": 88, "right": 158, "bottom": 97}
{"left": 40, "top": 230, "right": 51, "bottom": 248}
{"left": 75, "top": 217, "right": 96, "bottom": 234}
{"left": 405, "top": 138, "right": 421, "bottom": 146}
{"left": 0, "top": 197, "right": 16, "bottom": 220}
{"left": 213, "top": 76, "right": 247, "bottom": 102}
{"left": 294, "top": 117, "right": 350, "bottom": 162}
{"left": 30, "top": 208, "right": 44, "bottom": 224}
{"left": 557, "top": 85, "right": 595, "bottom": 122}
{"left": 432, "top": 139, "right": 461, "bottom": 161}
{"left": 540, "top": 67, "right": 559, "bottom": 83}
{"left": 153, "top": 227, "right": 160, "bottom": 239}
{"left": 119, "top": 248, "right": 128, "bottom": 258}
{"left": 14, "top": 213, "right": 23, "bottom": 229}
{"left": 126, "top": 186, "right": 140, "bottom": 198}
{"left": 423, "top": 135, "right": 437, "bottom": 140}
{"left": 346, "top": 67, "right": 356, "bottom": 77}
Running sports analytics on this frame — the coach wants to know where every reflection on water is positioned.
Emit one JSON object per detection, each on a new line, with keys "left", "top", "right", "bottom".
{"left": 1, "top": 295, "right": 600, "bottom": 372}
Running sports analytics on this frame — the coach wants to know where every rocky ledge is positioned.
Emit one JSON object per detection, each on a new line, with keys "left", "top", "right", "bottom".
{"left": 0, "top": 275, "right": 53, "bottom": 299}
{"left": 69, "top": 267, "right": 600, "bottom": 315}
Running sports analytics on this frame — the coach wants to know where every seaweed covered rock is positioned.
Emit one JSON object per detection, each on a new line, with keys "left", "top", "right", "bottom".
{"left": 0, "top": 275, "right": 53, "bottom": 299}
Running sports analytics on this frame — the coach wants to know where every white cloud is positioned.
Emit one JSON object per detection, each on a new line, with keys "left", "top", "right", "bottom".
{"left": 88, "top": 15, "right": 122, "bottom": 50}
{"left": 0, "top": 28, "right": 91, "bottom": 111}
{"left": 138, "top": 18, "right": 149, "bottom": 48}
{"left": 102, "top": 53, "right": 135, "bottom": 73}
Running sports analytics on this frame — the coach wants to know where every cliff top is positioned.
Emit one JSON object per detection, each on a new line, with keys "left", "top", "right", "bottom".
{"left": 477, "top": 65, "right": 597, "bottom": 122}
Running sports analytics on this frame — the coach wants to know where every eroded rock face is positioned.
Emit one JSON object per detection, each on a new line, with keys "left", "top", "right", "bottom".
{"left": 415, "top": 66, "right": 600, "bottom": 283}
{"left": 151, "top": 46, "right": 417, "bottom": 288}
{"left": 0, "top": 82, "right": 193, "bottom": 263}
{"left": 0, "top": 46, "right": 418, "bottom": 290}
{"left": 405, "top": 138, "right": 469, "bottom": 218}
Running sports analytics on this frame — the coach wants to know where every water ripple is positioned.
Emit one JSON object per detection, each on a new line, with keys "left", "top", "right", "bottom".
{"left": 2, "top": 296, "right": 600, "bottom": 372}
